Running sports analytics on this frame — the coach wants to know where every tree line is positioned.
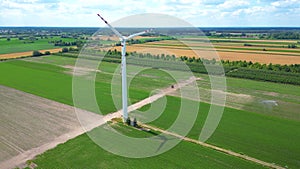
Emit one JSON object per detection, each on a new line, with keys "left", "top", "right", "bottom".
{"left": 115, "top": 36, "right": 175, "bottom": 46}
{"left": 262, "top": 32, "right": 300, "bottom": 40}
{"left": 48, "top": 40, "right": 84, "bottom": 47}
{"left": 104, "top": 49, "right": 300, "bottom": 73}
{"left": 221, "top": 60, "right": 300, "bottom": 73}
{"left": 58, "top": 49, "right": 300, "bottom": 85}
{"left": 32, "top": 47, "right": 78, "bottom": 57}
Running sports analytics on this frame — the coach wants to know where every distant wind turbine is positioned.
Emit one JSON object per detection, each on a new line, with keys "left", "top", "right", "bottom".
{"left": 97, "top": 13, "right": 152, "bottom": 122}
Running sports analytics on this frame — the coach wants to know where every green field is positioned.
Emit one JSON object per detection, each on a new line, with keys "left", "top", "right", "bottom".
{"left": 0, "top": 57, "right": 174, "bottom": 113}
{"left": 194, "top": 73, "right": 300, "bottom": 120}
{"left": 2, "top": 25, "right": 300, "bottom": 169}
{"left": 1, "top": 55, "right": 299, "bottom": 168}
{"left": 32, "top": 123, "right": 264, "bottom": 169}
{"left": 0, "top": 37, "right": 77, "bottom": 54}
{"left": 136, "top": 96, "right": 300, "bottom": 168}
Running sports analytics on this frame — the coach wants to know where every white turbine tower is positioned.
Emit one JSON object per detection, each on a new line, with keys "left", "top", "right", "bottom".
{"left": 97, "top": 13, "right": 152, "bottom": 122}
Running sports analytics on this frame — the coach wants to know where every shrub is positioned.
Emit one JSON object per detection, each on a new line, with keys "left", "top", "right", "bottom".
{"left": 44, "top": 51, "right": 51, "bottom": 55}
{"left": 32, "top": 50, "right": 42, "bottom": 57}
{"left": 62, "top": 47, "right": 69, "bottom": 53}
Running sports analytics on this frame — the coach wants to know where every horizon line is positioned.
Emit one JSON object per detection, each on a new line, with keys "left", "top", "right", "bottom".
{"left": 1, "top": 26, "right": 300, "bottom": 28}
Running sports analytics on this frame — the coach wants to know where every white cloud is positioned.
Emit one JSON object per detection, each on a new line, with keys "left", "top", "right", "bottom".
{"left": 0, "top": 0, "right": 299, "bottom": 27}
{"left": 271, "top": 0, "right": 300, "bottom": 7}
{"left": 217, "top": 0, "right": 249, "bottom": 9}
{"left": 243, "top": 5, "right": 275, "bottom": 15}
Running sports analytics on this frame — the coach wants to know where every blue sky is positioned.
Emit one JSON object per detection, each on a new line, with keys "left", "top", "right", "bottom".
{"left": 0, "top": 0, "right": 299, "bottom": 27}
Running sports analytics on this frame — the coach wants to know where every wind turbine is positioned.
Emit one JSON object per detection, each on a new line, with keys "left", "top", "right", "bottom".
{"left": 97, "top": 13, "right": 152, "bottom": 122}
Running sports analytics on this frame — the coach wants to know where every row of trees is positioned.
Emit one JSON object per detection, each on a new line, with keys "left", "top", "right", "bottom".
{"left": 136, "top": 52, "right": 299, "bottom": 84}
{"left": 48, "top": 40, "right": 83, "bottom": 47}
{"left": 59, "top": 49, "right": 300, "bottom": 85}
{"left": 115, "top": 36, "right": 175, "bottom": 46}
{"left": 221, "top": 60, "right": 300, "bottom": 73}
{"left": 287, "top": 44, "right": 297, "bottom": 48}
{"left": 208, "top": 31, "right": 300, "bottom": 40}
{"left": 32, "top": 50, "right": 51, "bottom": 57}
{"left": 32, "top": 47, "right": 78, "bottom": 57}
{"left": 103, "top": 49, "right": 300, "bottom": 73}
{"left": 226, "top": 68, "right": 300, "bottom": 85}
{"left": 265, "top": 32, "right": 300, "bottom": 40}
{"left": 244, "top": 43, "right": 298, "bottom": 48}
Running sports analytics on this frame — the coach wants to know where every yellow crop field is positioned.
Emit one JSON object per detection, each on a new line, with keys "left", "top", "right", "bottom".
{"left": 106, "top": 39, "right": 300, "bottom": 65}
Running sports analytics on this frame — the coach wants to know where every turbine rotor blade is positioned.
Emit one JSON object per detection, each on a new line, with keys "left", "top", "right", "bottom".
{"left": 97, "top": 13, "right": 123, "bottom": 39}
{"left": 126, "top": 28, "right": 153, "bottom": 40}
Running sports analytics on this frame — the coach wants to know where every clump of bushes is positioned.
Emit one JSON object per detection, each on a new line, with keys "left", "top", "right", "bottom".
{"left": 32, "top": 50, "right": 42, "bottom": 57}
{"left": 62, "top": 47, "right": 69, "bottom": 53}
{"left": 44, "top": 51, "right": 51, "bottom": 55}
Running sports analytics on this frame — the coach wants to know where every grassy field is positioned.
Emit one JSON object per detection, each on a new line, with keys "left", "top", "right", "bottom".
{"left": 0, "top": 36, "right": 76, "bottom": 54}
{"left": 1, "top": 55, "right": 299, "bottom": 168}
{"left": 189, "top": 74, "right": 300, "bottom": 121}
{"left": 31, "top": 123, "right": 264, "bottom": 169}
{"left": 0, "top": 56, "right": 175, "bottom": 114}
{"left": 136, "top": 96, "right": 300, "bottom": 168}
{"left": 2, "top": 54, "right": 299, "bottom": 118}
